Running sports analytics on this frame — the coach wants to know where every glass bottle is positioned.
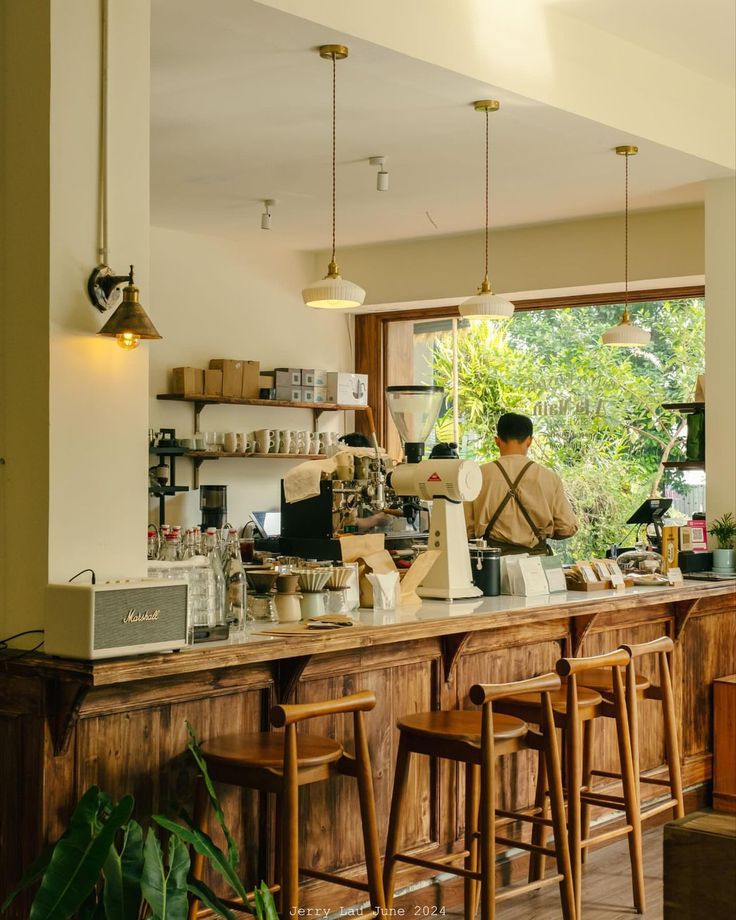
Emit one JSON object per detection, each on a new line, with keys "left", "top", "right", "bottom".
{"left": 160, "top": 531, "right": 179, "bottom": 562}
{"left": 147, "top": 526, "right": 159, "bottom": 560}
{"left": 204, "top": 527, "right": 226, "bottom": 626}
{"left": 223, "top": 528, "right": 246, "bottom": 631}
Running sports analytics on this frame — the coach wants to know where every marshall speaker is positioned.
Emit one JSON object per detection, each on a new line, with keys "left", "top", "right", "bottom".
{"left": 45, "top": 579, "right": 189, "bottom": 660}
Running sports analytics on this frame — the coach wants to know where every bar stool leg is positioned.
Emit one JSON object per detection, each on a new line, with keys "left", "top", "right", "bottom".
{"left": 612, "top": 671, "right": 645, "bottom": 914}
{"left": 464, "top": 764, "right": 480, "bottom": 920}
{"left": 353, "top": 711, "right": 386, "bottom": 911}
{"left": 660, "top": 651, "right": 685, "bottom": 818}
{"left": 565, "top": 684, "right": 583, "bottom": 920}
{"left": 187, "top": 776, "right": 209, "bottom": 920}
{"left": 479, "top": 708, "right": 496, "bottom": 920}
{"left": 543, "top": 697, "right": 576, "bottom": 920}
{"left": 281, "top": 725, "right": 300, "bottom": 916}
{"left": 580, "top": 719, "right": 594, "bottom": 865}
{"left": 383, "top": 736, "right": 412, "bottom": 909}
{"left": 528, "top": 749, "right": 548, "bottom": 882}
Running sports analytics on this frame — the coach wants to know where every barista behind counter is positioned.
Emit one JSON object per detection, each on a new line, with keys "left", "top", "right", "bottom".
{"left": 465, "top": 412, "right": 578, "bottom": 555}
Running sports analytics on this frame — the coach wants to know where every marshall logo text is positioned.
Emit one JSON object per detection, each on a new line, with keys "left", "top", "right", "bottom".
{"left": 122, "top": 608, "right": 161, "bottom": 624}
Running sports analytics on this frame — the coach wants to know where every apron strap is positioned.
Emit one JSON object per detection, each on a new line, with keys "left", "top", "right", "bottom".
{"left": 484, "top": 460, "right": 547, "bottom": 549}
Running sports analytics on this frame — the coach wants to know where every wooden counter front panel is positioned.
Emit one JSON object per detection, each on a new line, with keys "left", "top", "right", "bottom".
{"left": 1, "top": 589, "right": 734, "bottom": 916}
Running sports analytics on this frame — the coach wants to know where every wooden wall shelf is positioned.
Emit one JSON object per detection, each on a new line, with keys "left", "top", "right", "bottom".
{"left": 662, "top": 460, "right": 706, "bottom": 470}
{"left": 187, "top": 451, "right": 322, "bottom": 460}
{"left": 157, "top": 393, "right": 367, "bottom": 429}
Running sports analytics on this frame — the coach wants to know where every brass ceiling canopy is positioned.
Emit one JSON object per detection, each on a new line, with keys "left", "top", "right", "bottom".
{"left": 473, "top": 99, "right": 500, "bottom": 113}
{"left": 615, "top": 144, "right": 639, "bottom": 156}
{"left": 318, "top": 44, "right": 349, "bottom": 60}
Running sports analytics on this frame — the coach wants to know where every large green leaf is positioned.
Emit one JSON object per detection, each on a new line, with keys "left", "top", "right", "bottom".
{"left": 187, "top": 880, "right": 237, "bottom": 920}
{"left": 252, "top": 882, "right": 278, "bottom": 920}
{"left": 29, "top": 789, "right": 134, "bottom": 920}
{"left": 165, "top": 834, "right": 190, "bottom": 919}
{"left": 152, "top": 815, "right": 249, "bottom": 904}
{"left": 140, "top": 829, "right": 167, "bottom": 920}
{"left": 119, "top": 821, "right": 144, "bottom": 920}
{"left": 186, "top": 722, "right": 239, "bottom": 870}
{"left": 101, "top": 845, "right": 125, "bottom": 920}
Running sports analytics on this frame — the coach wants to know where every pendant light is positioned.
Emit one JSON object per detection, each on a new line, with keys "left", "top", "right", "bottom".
{"left": 601, "top": 145, "right": 651, "bottom": 347}
{"left": 302, "top": 45, "right": 365, "bottom": 309}
{"left": 459, "top": 100, "right": 514, "bottom": 321}
{"left": 86, "top": 0, "right": 161, "bottom": 350}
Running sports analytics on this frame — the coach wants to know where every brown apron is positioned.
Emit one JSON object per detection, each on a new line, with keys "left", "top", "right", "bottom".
{"left": 483, "top": 460, "right": 552, "bottom": 556}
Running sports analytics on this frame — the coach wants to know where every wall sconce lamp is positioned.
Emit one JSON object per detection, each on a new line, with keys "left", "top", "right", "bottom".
{"left": 90, "top": 264, "right": 161, "bottom": 350}
{"left": 86, "top": 0, "right": 161, "bottom": 350}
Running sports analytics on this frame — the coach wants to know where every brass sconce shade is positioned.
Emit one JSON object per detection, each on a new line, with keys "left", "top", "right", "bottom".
{"left": 459, "top": 100, "right": 514, "bottom": 321}
{"left": 96, "top": 266, "right": 161, "bottom": 350}
{"left": 601, "top": 145, "right": 651, "bottom": 347}
{"left": 302, "top": 44, "right": 366, "bottom": 309}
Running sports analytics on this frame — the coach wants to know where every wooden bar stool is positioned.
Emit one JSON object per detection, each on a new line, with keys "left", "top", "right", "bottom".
{"left": 579, "top": 636, "right": 685, "bottom": 856}
{"left": 383, "top": 673, "right": 576, "bottom": 920}
{"left": 495, "top": 649, "right": 644, "bottom": 917}
{"left": 187, "top": 690, "right": 385, "bottom": 919}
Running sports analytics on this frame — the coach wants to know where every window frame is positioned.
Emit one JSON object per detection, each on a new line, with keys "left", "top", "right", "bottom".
{"left": 354, "top": 285, "right": 705, "bottom": 447}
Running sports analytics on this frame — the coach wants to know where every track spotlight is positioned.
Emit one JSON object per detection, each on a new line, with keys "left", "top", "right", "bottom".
{"left": 261, "top": 199, "right": 275, "bottom": 230}
{"left": 369, "top": 156, "right": 389, "bottom": 191}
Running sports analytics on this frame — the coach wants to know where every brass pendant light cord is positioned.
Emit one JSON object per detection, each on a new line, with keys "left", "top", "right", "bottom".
{"left": 331, "top": 52, "right": 337, "bottom": 267}
{"left": 624, "top": 150, "right": 629, "bottom": 310}
{"left": 97, "top": 0, "right": 109, "bottom": 265}
{"left": 484, "top": 107, "right": 489, "bottom": 285}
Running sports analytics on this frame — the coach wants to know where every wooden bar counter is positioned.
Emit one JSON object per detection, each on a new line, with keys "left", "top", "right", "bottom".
{"left": 1, "top": 581, "right": 734, "bottom": 913}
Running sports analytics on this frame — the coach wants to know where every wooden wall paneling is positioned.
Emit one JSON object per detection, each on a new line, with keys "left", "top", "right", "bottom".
{"left": 682, "top": 610, "right": 736, "bottom": 759}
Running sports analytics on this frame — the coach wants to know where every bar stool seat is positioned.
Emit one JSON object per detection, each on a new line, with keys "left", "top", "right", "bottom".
{"left": 581, "top": 668, "right": 650, "bottom": 695}
{"left": 397, "top": 710, "right": 527, "bottom": 744}
{"left": 501, "top": 685, "right": 603, "bottom": 718}
{"left": 203, "top": 732, "right": 343, "bottom": 769}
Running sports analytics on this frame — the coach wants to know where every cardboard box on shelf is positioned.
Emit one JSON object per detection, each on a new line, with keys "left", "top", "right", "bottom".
{"left": 209, "top": 359, "right": 243, "bottom": 397}
{"left": 171, "top": 367, "right": 204, "bottom": 396}
{"left": 326, "top": 372, "right": 368, "bottom": 406}
{"left": 258, "top": 372, "right": 275, "bottom": 388}
{"left": 275, "top": 368, "right": 302, "bottom": 388}
{"left": 302, "top": 387, "right": 314, "bottom": 403}
{"left": 275, "top": 385, "right": 303, "bottom": 403}
{"left": 204, "top": 368, "right": 223, "bottom": 396}
{"left": 240, "top": 360, "right": 260, "bottom": 399}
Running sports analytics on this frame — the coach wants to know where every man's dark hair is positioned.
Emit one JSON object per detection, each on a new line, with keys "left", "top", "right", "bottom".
{"left": 497, "top": 412, "right": 533, "bottom": 442}
{"left": 339, "top": 432, "right": 371, "bottom": 448}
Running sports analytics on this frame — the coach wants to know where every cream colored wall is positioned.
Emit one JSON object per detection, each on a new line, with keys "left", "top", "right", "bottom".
{"left": 324, "top": 206, "right": 704, "bottom": 307}
{"left": 148, "top": 226, "right": 354, "bottom": 524}
{"left": 0, "top": 0, "right": 151, "bottom": 639}
{"left": 705, "top": 177, "right": 736, "bottom": 527}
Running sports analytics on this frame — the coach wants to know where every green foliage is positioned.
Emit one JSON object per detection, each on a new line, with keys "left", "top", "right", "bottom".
{"left": 709, "top": 512, "right": 736, "bottom": 549}
{"left": 2, "top": 729, "right": 278, "bottom": 920}
{"left": 428, "top": 299, "right": 704, "bottom": 558}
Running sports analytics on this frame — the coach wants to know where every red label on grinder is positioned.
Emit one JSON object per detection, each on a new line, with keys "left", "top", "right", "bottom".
{"left": 427, "top": 472, "right": 442, "bottom": 482}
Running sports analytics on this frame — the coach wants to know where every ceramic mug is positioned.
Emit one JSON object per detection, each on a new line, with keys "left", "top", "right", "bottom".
{"left": 179, "top": 438, "right": 196, "bottom": 450}
{"left": 296, "top": 431, "right": 309, "bottom": 454}
{"left": 255, "top": 429, "right": 275, "bottom": 453}
{"left": 278, "top": 431, "right": 292, "bottom": 454}
{"left": 223, "top": 432, "right": 238, "bottom": 453}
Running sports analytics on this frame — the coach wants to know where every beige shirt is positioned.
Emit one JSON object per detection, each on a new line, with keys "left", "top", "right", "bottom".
{"left": 465, "top": 455, "right": 579, "bottom": 548}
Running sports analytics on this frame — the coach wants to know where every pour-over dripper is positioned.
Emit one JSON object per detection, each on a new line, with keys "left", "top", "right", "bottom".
{"left": 386, "top": 386, "right": 444, "bottom": 463}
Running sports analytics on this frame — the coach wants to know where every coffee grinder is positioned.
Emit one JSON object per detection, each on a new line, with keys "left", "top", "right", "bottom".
{"left": 200, "top": 485, "right": 228, "bottom": 530}
{"left": 385, "top": 385, "right": 482, "bottom": 600}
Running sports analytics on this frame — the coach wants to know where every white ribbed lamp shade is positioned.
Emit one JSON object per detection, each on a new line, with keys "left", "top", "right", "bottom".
{"left": 302, "top": 270, "right": 365, "bottom": 309}
{"left": 459, "top": 290, "right": 515, "bottom": 320}
{"left": 601, "top": 311, "right": 651, "bottom": 347}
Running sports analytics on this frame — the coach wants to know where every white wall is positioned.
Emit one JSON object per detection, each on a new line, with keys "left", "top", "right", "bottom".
{"left": 0, "top": 0, "right": 151, "bottom": 639}
{"left": 705, "top": 177, "right": 736, "bottom": 527}
{"left": 320, "top": 206, "right": 704, "bottom": 307}
{"left": 148, "top": 226, "right": 354, "bottom": 525}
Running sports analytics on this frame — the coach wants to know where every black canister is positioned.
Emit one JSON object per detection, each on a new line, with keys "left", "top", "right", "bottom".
{"left": 470, "top": 547, "right": 501, "bottom": 596}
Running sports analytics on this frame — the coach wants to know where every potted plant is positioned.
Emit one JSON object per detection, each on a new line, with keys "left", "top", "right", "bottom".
{"left": 1, "top": 724, "right": 277, "bottom": 920}
{"left": 709, "top": 512, "right": 736, "bottom": 573}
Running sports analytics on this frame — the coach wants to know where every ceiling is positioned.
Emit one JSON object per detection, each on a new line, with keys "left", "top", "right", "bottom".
{"left": 151, "top": 0, "right": 734, "bottom": 250}
{"left": 544, "top": 0, "right": 736, "bottom": 87}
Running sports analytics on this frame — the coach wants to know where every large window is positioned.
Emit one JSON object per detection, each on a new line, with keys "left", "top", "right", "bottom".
{"left": 381, "top": 293, "right": 705, "bottom": 559}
